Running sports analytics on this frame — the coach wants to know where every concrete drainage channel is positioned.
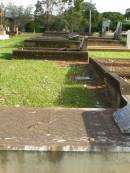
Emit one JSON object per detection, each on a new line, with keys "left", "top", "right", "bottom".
{"left": 1, "top": 32, "right": 130, "bottom": 173}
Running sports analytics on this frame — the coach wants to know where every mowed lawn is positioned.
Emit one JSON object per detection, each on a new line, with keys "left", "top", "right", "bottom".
{"left": 0, "top": 34, "right": 96, "bottom": 108}
{"left": 0, "top": 60, "right": 96, "bottom": 107}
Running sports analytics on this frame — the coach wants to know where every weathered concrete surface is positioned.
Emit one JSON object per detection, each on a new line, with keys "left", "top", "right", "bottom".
{"left": 0, "top": 108, "right": 130, "bottom": 152}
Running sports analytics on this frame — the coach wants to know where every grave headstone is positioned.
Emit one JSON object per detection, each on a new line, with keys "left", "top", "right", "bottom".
{"left": 102, "top": 19, "right": 111, "bottom": 36}
{"left": 114, "top": 22, "right": 122, "bottom": 40}
{"left": 113, "top": 102, "right": 130, "bottom": 133}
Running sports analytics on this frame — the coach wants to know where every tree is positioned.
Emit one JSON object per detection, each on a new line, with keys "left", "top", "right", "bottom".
{"left": 33, "top": 0, "right": 114, "bottom": 33}
{"left": 63, "top": 0, "right": 84, "bottom": 32}
{"left": 125, "top": 8, "right": 130, "bottom": 19}
{"left": 81, "top": 1, "right": 102, "bottom": 32}
{"left": 5, "top": 3, "right": 33, "bottom": 31}
{"left": 37, "top": 0, "right": 58, "bottom": 30}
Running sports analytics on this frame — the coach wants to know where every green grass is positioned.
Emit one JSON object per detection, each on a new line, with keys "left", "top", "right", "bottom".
{"left": 0, "top": 33, "right": 37, "bottom": 60}
{"left": 0, "top": 60, "right": 96, "bottom": 108}
{"left": 0, "top": 33, "right": 96, "bottom": 107}
{"left": 89, "top": 51, "right": 130, "bottom": 59}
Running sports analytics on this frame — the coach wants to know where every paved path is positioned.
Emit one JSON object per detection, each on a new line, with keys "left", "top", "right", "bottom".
{"left": 0, "top": 107, "right": 130, "bottom": 152}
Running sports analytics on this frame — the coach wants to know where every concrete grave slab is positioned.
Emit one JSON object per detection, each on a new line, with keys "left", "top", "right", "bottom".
{"left": 0, "top": 108, "right": 130, "bottom": 152}
{"left": 113, "top": 103, "right": 130, "bottom": 133}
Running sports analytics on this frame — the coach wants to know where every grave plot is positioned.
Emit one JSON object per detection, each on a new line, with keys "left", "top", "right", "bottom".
{"left": 0, "top": 58, "right": 111, "bottom": 108}
{"left": 97, "top": 58, "right": 130, "bottom": 134}
{"left": 24, "top": 37, "right": 80, "bottom": 48}
{"left": 88, "top": 37, "right": 127, "bottom": 51}
{"left": 95, "top": 58, "right": 130, "bottom": 74}
{"left": 13, "top": 32, "right": 88, "bottom": 61}
{"left": 88, "top": 37, "right": 124, "bottom": 46}
{"left": 1, "top": 34, "right": 130, "bottom": 151}
{"left": 89, "top": 58, "right": 130, "bottom": 107}
{"left": 95, "top": 58, "right": 130, "bottom": 85}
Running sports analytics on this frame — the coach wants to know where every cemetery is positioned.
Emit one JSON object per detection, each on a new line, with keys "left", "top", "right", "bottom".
{"left": 88, "top": 20, "right": 129, "bottom": 51}
{"left": 13, "top": 32, "right": 88, "bottom": 61}
{"left": 1, "top": 0, "right": 130, "bottom": 172}
{"left": 0, "top": 29, "right": 130, "bottom": 153}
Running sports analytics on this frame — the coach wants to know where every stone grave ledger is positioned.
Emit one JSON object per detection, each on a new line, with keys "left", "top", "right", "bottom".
{"left": 13, "top": 32, "right": 88, "bottom": 61}
{"left": 113, "top": 103, "right": 130, "bottom": 133}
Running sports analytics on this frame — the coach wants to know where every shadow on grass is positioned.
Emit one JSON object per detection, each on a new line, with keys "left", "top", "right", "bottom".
{"left": 57, "top": 86, "right": 96, "bottom": 108}
{"left": 0, "top": 53, "right": 12, "bottom": 60}
{"left": 56, "top": 63, "right": 112, "bottom": 108}
{"left": 56, "top": 64, "right": 96, "bottom": 108}
{"left": 65, "top": 64, "right": 88, "bottom": 85}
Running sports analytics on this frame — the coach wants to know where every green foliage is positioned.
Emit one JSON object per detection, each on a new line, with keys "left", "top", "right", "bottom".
{"left": 5, "top": 3, "right": 33, "bottom": 31}
{"left": 34, "top": 0, "right": 44, "bottom": 16}
{"left": 125, "top": 8, "right": 130, "bottom": 19}
{"left": 122, "top": 22, "right": 130, "bottom": 31}
{"left": 49, "top": 16, "right": 65, "bottom": 31}
{"left": 81, "top": 2, "right": 102, "bottom": 32}
{"left": 62, "top": 1, "right": 103, "bottom": 33}
{"left": 2, "top": 0, "right": 128, "bottom": 33}
{"left": 64, "top": 7, "right": 83, "bottom": 32}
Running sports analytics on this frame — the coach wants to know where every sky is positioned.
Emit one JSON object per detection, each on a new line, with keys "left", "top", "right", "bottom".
{"left": 2, "top": 0, "right": 130, "bottom": 14}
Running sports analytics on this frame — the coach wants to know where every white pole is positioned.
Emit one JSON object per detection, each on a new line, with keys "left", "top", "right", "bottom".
{"left": 89, "top": 0, "right": 92, "bottom": 35}
{"left": 89, "top": 9, "right": 91, "bottom": 34}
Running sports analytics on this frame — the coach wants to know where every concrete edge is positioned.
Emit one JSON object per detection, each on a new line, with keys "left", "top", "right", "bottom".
{"left": 89, "top": 57, "right": 129, "bottom": 107}
{"left": 1, "top": 145, "right": 130, "bottom": 153}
